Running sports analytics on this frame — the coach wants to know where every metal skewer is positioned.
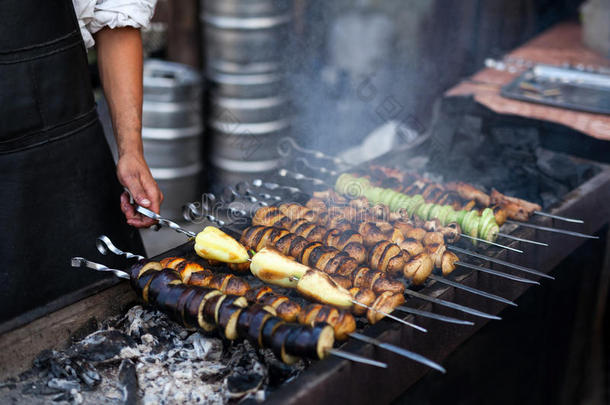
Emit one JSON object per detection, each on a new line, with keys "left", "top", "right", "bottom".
{"left": 533, "top": 211, "right": 584, "bottom": 224}
{"left": 95, "top": 238, "right": 430, "bottom": 367}
{"left": 459, "top": 233, "right": 523, "bottom": 253}
{"left": 505, "top": 220, "right": 598, "bottom": 239}
{"left": 448, "top": 245, "right": 554, "bottom": 280}
{"left": 348, "top": 332, "right": 446, "bottom": 373}
{"left": 278, "top": 137, "right": 348, "bottom": 167}
{"left": 97, "top": 235, "right": 145, "bottom": 260}
{"left": 497, "top": 232, "right": 548, "bottom": 247}
{"left": 404, "top": 289, "right": 501, "bottom": 320}
{"left": 134, "top": 205, "right": 197, "bottom": 237}
{"left": 73, "top": 257, "right": 389, "bottom": 369}
{"left": 350, "top": 300, "right": 427, "bottom": 332}
{"left": 278, "top": 168, "right": 330, "bottom": 187}
{"left": 455, "top": 262, "right": 539, "bottom": 285}
{"left": 71, "top": 257, "right": 129, "bottom": 279}
{"left": 427, "top": 274, "right": 516, "bottom": 306}
{"left": 284, "top": 138, "right": 586, "bottom": 226}
{"left": 394, "top": 307, "right": 474, "bottom": 326}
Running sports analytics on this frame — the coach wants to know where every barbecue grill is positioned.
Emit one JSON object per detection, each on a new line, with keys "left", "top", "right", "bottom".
{"left": 1, "top": 105, "right": 609, "bottom": 404}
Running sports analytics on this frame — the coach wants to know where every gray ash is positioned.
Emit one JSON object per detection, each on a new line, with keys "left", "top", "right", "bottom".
{"left": 0, "top": 305, "right": 305, "bottom": 404}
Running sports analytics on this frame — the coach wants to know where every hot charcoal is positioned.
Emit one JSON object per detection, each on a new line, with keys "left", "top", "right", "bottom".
{"left": 423, "top": 97, "right": 599, "bottom": 208}
{"left": 0, "top": 305, "right": 306, "bottom": 404}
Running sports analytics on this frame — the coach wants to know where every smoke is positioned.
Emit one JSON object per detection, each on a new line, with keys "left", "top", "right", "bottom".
{"left": 283, "top": 1, "right": 435, "bottom": 155}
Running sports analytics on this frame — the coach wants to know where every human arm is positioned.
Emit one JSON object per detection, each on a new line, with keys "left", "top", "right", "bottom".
{"left": 95, "top": 26, "right": 163, "bottom": 227}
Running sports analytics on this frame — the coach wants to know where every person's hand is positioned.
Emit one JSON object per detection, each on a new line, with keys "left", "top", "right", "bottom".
{"left": 117, "top": 152, "right": 164, "bottom": 228}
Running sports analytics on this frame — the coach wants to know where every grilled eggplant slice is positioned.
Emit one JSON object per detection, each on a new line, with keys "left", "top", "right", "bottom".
{"left": 147, "top": 269, "right": 183, "bottom": 304}
{"left": 270, "top": 323, "right": 300, "bottom": 364}
{"left": 247, "top": 308, "right": 273, "bottom": 348}
{"left": 218, "top": 303, "right": 244, "bottom": 340}
{"left": 285, "top": 323, "right": 334, "bottom": 360}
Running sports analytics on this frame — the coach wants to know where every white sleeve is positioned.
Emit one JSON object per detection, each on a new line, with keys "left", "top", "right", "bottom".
{"left": 73, "top": 0, "right": 158, "bottom": 48}
{"left": 72, "top": 0, "right": 97, "bottom": 49}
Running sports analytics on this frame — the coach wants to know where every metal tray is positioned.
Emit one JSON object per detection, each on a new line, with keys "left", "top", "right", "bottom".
{"left": 501, "top": 65, "right": 610, "bottom": 115}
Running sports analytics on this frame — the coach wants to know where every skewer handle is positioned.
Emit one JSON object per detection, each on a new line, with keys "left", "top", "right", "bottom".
{"left": 277, "top": 168, "right": 330, "bottom": 187}
{"left": 277, "top": 137, "right": 348, "bottom": 168}
{"left": 136, "top": 206, "right": 196, "bottom": 237}
{"left": 71, "top": 257, "right": 129, "bottom": 279}
{"left": 96, "top": 235, "right": 145, "bottom": 260}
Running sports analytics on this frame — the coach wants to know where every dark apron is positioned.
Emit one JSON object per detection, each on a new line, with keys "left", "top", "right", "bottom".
{"left": 0, "top": 0, "right": 146, "bottom": 323}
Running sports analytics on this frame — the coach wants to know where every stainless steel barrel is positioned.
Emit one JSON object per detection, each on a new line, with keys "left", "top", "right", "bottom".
{"left": 209, "top": 94, "right": 288, "bottom": 123}
{"left": 142, "top": 59, "right": 203, "bottom": 220}
{"left": 203, "top": 14, "right": 290, "bottom": 74}
{"left": 209, "top": 118, "right": 290, "bottom": 161}
{"left": 150, "top": 164, "right": 202, "bottom": 220}
{"left": 206, "top": 71, "right": 284, "bottom": 98}
{"left": 210, "top": 156, "right": 280, "bottom": 187}
{"left": 202, "top": 0, "right": 291, "bottom": 188}
{"left": 202, "top": 0, "right": 291, "bottom": 18}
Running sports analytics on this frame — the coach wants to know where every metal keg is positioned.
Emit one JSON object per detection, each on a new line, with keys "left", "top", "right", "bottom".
{"left": 142, "top": 125, "right": 202, "bottom": 168}
{"left": 203, "top": 0, "right": 291, "bottom": 18}
{"left": 210, "top": 156, "right": 280, "bottom": 187}
{"left": 209, "top": 94, "right": 289, "bottom": 123}
{"left": 203, "top": 14, "right": 290, "bottom": 73}
{"left": 143, "top": 60, "right": 201, "bottom": 102}
{"left": 209, "top": 118, "right": 290, "bottom": 161}
{"left": 206, "top": 70, "right": 284, "bottom": 98}
{"left": 201, "top": 0, "right": 291, "bottom": 74}
{"left": 142, "top": 59, "right": 203, "bottom": 220}
{"left": 151, "top": 164, "right": 202, "bottom": 220}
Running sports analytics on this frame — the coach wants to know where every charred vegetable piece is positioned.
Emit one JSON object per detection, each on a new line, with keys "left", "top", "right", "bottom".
{"left": 236, "top": 305, "right": 277, "bottom": 340}
{"left": 147, "top": 269, "right": 183, "bottom": 305}
{"left": 183, "top": 287, "right": 221, "bottom": 332}
{"left": 202, "top": 294, "right": 226, "bottom": 327}
{"left": 270, "top": 323, "right": 301, "bottom": 365}
{"left": 250, "top": 247, "right": 309, "bottom": 288}
{"left": 134, "top": 269, "right": 159, "bottom": 303}
{"left": 367, "top": 292, "right": 405, "bottom": 324}
{"left": 261, "top": 317, "right": 285, "bottom": 348}
{"left": 154, "top": 284, "right": 189, "bottom": 322}
{"left": 129, "top": 260, "right": 163, "bottom": 282}
{"left": 296, "top": 269, "right": 353, "bottom": 310}
{"left": 218, "top": 303, "right": 244, "bottom": 340}
{"left": 195, "top": 226, "right": 249, "bottom": 263}
{"left": 247, "top": 308, "right": 274, "bottom": 348}
{"left": 403, "top": 253, "right": 433, "bottom": 285}
{"left": 285, "top": 323, "right": 335, "bottom": 360}
{"left": 349, "top": 288, "right": 376, "bottom": 317}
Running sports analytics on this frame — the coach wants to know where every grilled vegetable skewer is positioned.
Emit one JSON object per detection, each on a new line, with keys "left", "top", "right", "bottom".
{"left": 72, "top": 257, "right": 388, "bottom": 367}
{"left": 242, "top": 224, "right": 519, "bottom": 304}
{"left": 94, "top": 238, "right": 449, "bottom": 368}
{"left": 250, "top": 248, "right": 425, "bottom": 331}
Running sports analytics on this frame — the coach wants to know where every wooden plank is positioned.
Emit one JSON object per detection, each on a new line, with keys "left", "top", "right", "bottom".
{"left": 0, "top": 282, "right": 136, "bottom": 380}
